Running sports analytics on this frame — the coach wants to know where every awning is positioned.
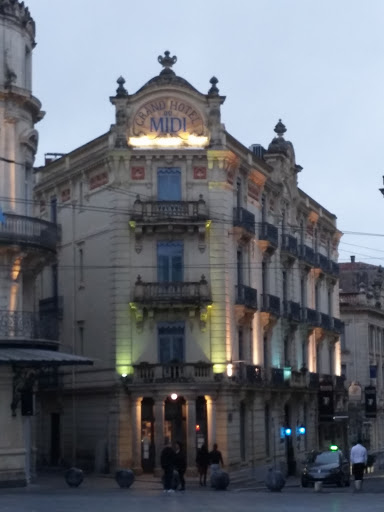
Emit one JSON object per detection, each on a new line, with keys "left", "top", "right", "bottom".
{"left": 0, "top": 348, "right": 93, "bottom": 366}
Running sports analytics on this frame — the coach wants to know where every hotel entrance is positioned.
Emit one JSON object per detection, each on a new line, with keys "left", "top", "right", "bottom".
{"left": 164, "top": 395, "right": 186, "bottom": 446}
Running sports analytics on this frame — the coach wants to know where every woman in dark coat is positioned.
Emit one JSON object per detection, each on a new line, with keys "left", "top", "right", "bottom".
{"left": 196, "top": 443, "right": 210, "bottom": 486}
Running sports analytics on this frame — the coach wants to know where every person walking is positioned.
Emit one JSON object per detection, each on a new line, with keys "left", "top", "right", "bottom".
{"left": 196, "top": 443, "right": 210, "bottom": 486}
{"left": 350, "top": 438, "right": 368, "bottom": 489}
{"left": 174, "top": 441, "right": 187, "bottom": 491}
{"left": 161, "top": 439, "right": 175, "bottom": 493}
{"left": 209, "top": 443, "right": 224, "bottom": 476}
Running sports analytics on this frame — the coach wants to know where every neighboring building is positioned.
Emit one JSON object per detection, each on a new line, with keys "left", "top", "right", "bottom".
{"left": 340, "top": 257, "right": 384, "bottom": 452}
{"left": 34, "top": 51, "right": 345, "bottom": 477}
{"left": 0, "top": 1, "right": 91, "bottom": 487}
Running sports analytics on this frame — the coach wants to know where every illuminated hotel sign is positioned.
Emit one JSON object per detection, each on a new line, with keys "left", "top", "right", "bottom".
{"left": 129, "top": 97, "right": 208, "bottom": 148}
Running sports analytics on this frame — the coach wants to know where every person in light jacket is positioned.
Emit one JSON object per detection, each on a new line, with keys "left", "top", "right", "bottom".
{"left": 350, "top": 438, "right": 368, "bottom": 483}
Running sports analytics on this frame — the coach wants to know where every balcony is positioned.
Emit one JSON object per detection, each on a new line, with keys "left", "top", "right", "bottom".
{"left": 132, "top": 196, "right": 208, "bottom": 224}
{"left": 133, "top": 276, "right": 211, "bottom": 306}
{"left": 235, "top": 284, "right": 257, "bottom": 310}
{"left": 269, "top": 367, "right": 287, "bottom": 387}
{"left": 319, "top": 312, "right": 333, "bottom": 331}
{"left": 290, "top": 369, "right": 308, "bottom": 388}
{"left": 132, "top": 362, "right": 213, "bottom": 384}
{"left": 330, "top": 261, "right": 340, "bottom": 277}
{"left": 261, "top": 294, "right": 281, "bottom": 316}
{"left": 283, "top": 300, "right": 302, "bottom": 323}
{"left": 281, "top": 233, "right": 298, "bottom": 257}
{"left": 259, "top": 222, "right": 278, "bottom": 251}
{"left": 315, "top": 253, "right": 331, "bottom": 273}
{"left": 0, "top": 213, "right": 59, "bottom": 253}
{"left": 333, "top": 375, "right": 346, "bottom": 391}
{"left": 0, "top": 310, "right": 59, "bottom": 345}
{"left": 233, "top": 207, "right": 255, "bottom": 236}
{"left": 298, "top": 245, "right": 315, "bottom": 266}
{"left": 332, "top": 317, "right": 344, "bottom": 334}
{"left": 303, "top": 307, "right": 320, "bottom": 327}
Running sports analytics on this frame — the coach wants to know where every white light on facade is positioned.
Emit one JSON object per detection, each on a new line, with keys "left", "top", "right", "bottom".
{"left": 171, "top": 393, "right": 178, "bottom": 400}
{"left": 226, "top": 363, "right": 233, "bottom": 377}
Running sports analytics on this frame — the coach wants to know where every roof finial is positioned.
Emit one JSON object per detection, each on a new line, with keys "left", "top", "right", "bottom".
{"left": 116, "top": 76, "right": 128, "bottom": 97}
{"left": 274, "top": 119, "right": 287, "bottom": 137}
{"left": 158, "top": 50, "right": 177, "bottom": 76}
{"left": 208, "top": 76, "right": 219, "bottom": 96}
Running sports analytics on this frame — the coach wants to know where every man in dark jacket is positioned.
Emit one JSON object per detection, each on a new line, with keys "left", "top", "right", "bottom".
{"left": 174, "top": 441, "right": 187, "bottom": 491}
{"left": 161, "top": 439, "right": 175, "bottom": 493}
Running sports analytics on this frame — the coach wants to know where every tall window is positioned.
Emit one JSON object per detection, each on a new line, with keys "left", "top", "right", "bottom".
{"left": 157, "top": 241, "right": 183, "bottom": 282}
{"left": 157, "top": 168, "right": 181, "bottom": 200}
{"left": 50, "top": 196, "right": 57, "bottom": 223}
{"left": 52, "top": 264, "right": 58, "bottom": 297}
{"left": 327, "top": 287, "right": 332, "bottom": 316}
{"left": 261, "top": 195, "right": 266, "bottom": 222}
{"left": 315, "top": 283, "right": 320, "bottom": 311}
{"left": 238, "top": 328, "right": 244, "bottom": 361}
{"left": 236, "top": 178, "right": 242, "bottom": 208}
{"left": 158, "top": 322, "right": 185, "bottom": 363}
{"left": 300, "top": 276, "right": 306, "bottom": 307}
{"left": 282, "top": 271, "right": 288, "bottom": 303}
{"left": 284, "top": 336, "right": 290, "bottom": 367}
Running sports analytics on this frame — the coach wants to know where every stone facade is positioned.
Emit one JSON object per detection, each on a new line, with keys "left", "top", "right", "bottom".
{"left": 34, "top": 52, "right": 344, "bottom": 476}
{"left": 340, "top": 259, "right": 384, "bottom": 453}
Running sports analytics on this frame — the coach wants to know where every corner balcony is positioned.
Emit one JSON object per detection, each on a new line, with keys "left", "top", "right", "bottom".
{"left": 0, "top": 213, "right": 59, "bottom": 253}
{"left": 282, "top": 300, "right": 302, "bottom": 323}
{"left": 233, "top": 207, "right": 255, "bottom": 240}
{"left": 281, "top": 233, "right": 298, "bottom": 258}
{"left": 319, "top": 312, "right": 333, "bottom": 331}
{"left": 0, "top": 310, "right": 59, "bottom": 348}
{"left": 298, "top": 245, "right": 315, "bottom": 266}
{"left": 258, "top": 222, "right": 278, "bottom": 253}
{"left": 132, "top": 361, "right": 213, "bottom": 384}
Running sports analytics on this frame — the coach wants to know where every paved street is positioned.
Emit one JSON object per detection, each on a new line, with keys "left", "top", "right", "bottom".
{"left": 1, "top": 474, "right": 384, "bottom": 512}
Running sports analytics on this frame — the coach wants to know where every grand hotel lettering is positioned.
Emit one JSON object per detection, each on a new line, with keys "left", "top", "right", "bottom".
{"left": 132, "top": 97, "right": 205, "bottom": 137}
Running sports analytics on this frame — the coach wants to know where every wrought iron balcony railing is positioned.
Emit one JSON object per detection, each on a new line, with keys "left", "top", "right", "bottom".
{"left": 233, "top": 207, "right": 255, "bottom": 234}
{"left": 320, "top": 313, "right": 333, "bottom": 331}
{"left": 132, "top": 362, "right": 213, "bottom": 383}
{"left": 332, "top": 317, "right": 344, "bottom": 334}
{"left": 283, "top": 300, "right": 302, "bottom": 322}
{"left": 235, "top": 284, "right": 258, "bottom": 310}
{"left": 132, "top": 196, "right": 208, "bottom": 223}
{"left": 303, "top": 307, "right": 320, "bottom": 326}
{"left": 261, "top": 293, "right": 281, "bottom": 316}
{"left": 298, "top": 245, "right": 315, "bottom": 266}
{"left": 315, "top": 253, "right": 331, "bottom": 273}
{"left": 0, "top": 310, "right": 59, "bottom": 341}
{"left": 0, "top": 213, "right": 59, "bottom": 252}
{"left": 133, "top": 276, "right": 211, "bottom": 304}
{"left": 281, "top": 233, "right": 298, "bottom": 256}
{"left": 259, "top": 222, "right": 279, "bottom": 247}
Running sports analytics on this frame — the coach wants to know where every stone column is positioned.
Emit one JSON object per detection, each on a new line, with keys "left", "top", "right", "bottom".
{"left": 131, "top": 396, "right": 142, "bottom": 473}
{"left": 153, "top": 397, "right": 165, "bottom": 470}
{"left": 206, "top": 395, "right": 216, "bottom": 450}
{"left": 185, "top": 397, "right": 196, "bottom": 470}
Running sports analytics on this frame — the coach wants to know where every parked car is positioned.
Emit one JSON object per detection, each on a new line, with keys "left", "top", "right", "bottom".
{"left": 301, "top": 449, "right": 350, "bottom": 487}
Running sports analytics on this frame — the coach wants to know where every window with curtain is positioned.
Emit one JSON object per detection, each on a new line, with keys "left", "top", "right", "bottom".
{"left": 157, "top": 241, "right": 183, "bottom": 282}
{"left": 158, "top": 322, "right": 185, "bottom": 363}
{"left": 157, "top": 168, "right": 181, "bottom": 200}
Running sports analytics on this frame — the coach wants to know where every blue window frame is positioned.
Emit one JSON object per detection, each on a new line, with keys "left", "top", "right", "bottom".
{"left": 158, "top": 322, "right": 185, "bottom": 363}
{"left": 157, "top": 241, "right": 183, "bottom": 282}
{"left": 157, "top": 168, "right": 181, "bottom": 201}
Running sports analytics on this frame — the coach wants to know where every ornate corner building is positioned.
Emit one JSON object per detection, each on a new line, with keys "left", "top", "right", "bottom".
{"left": 33, "top": 51, "right": 345, "bottom": 476}
{"left": 0, "top": 1, "right": 92, "bottom": 487}
{"left": 340, "top": 258, "right": 384, "bottom": 453}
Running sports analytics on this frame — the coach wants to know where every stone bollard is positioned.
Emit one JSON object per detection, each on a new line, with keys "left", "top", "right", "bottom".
{"left": 354, "top": 480, "right": 362, "bottom": 492}
{"left": 314, "top": 481, "right": 323, "bottom": 492}
{"left": 64, "top": 467, "right": 84, "bottom": 488}
{"left": 210, "top": 471, "right": 230, "bottom": 490}
{"left": 115, "top": 469, "right": 135, "bottom": 489}
{"left": 265, "top": 469, "right": 286, "bottom": 492}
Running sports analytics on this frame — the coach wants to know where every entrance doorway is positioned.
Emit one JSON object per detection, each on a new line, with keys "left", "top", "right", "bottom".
{"left": 164, "top": 396, "right": 186, "bottom": 447}
{"left": 141, "top": 398, "right": 155, "bottom": 473}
